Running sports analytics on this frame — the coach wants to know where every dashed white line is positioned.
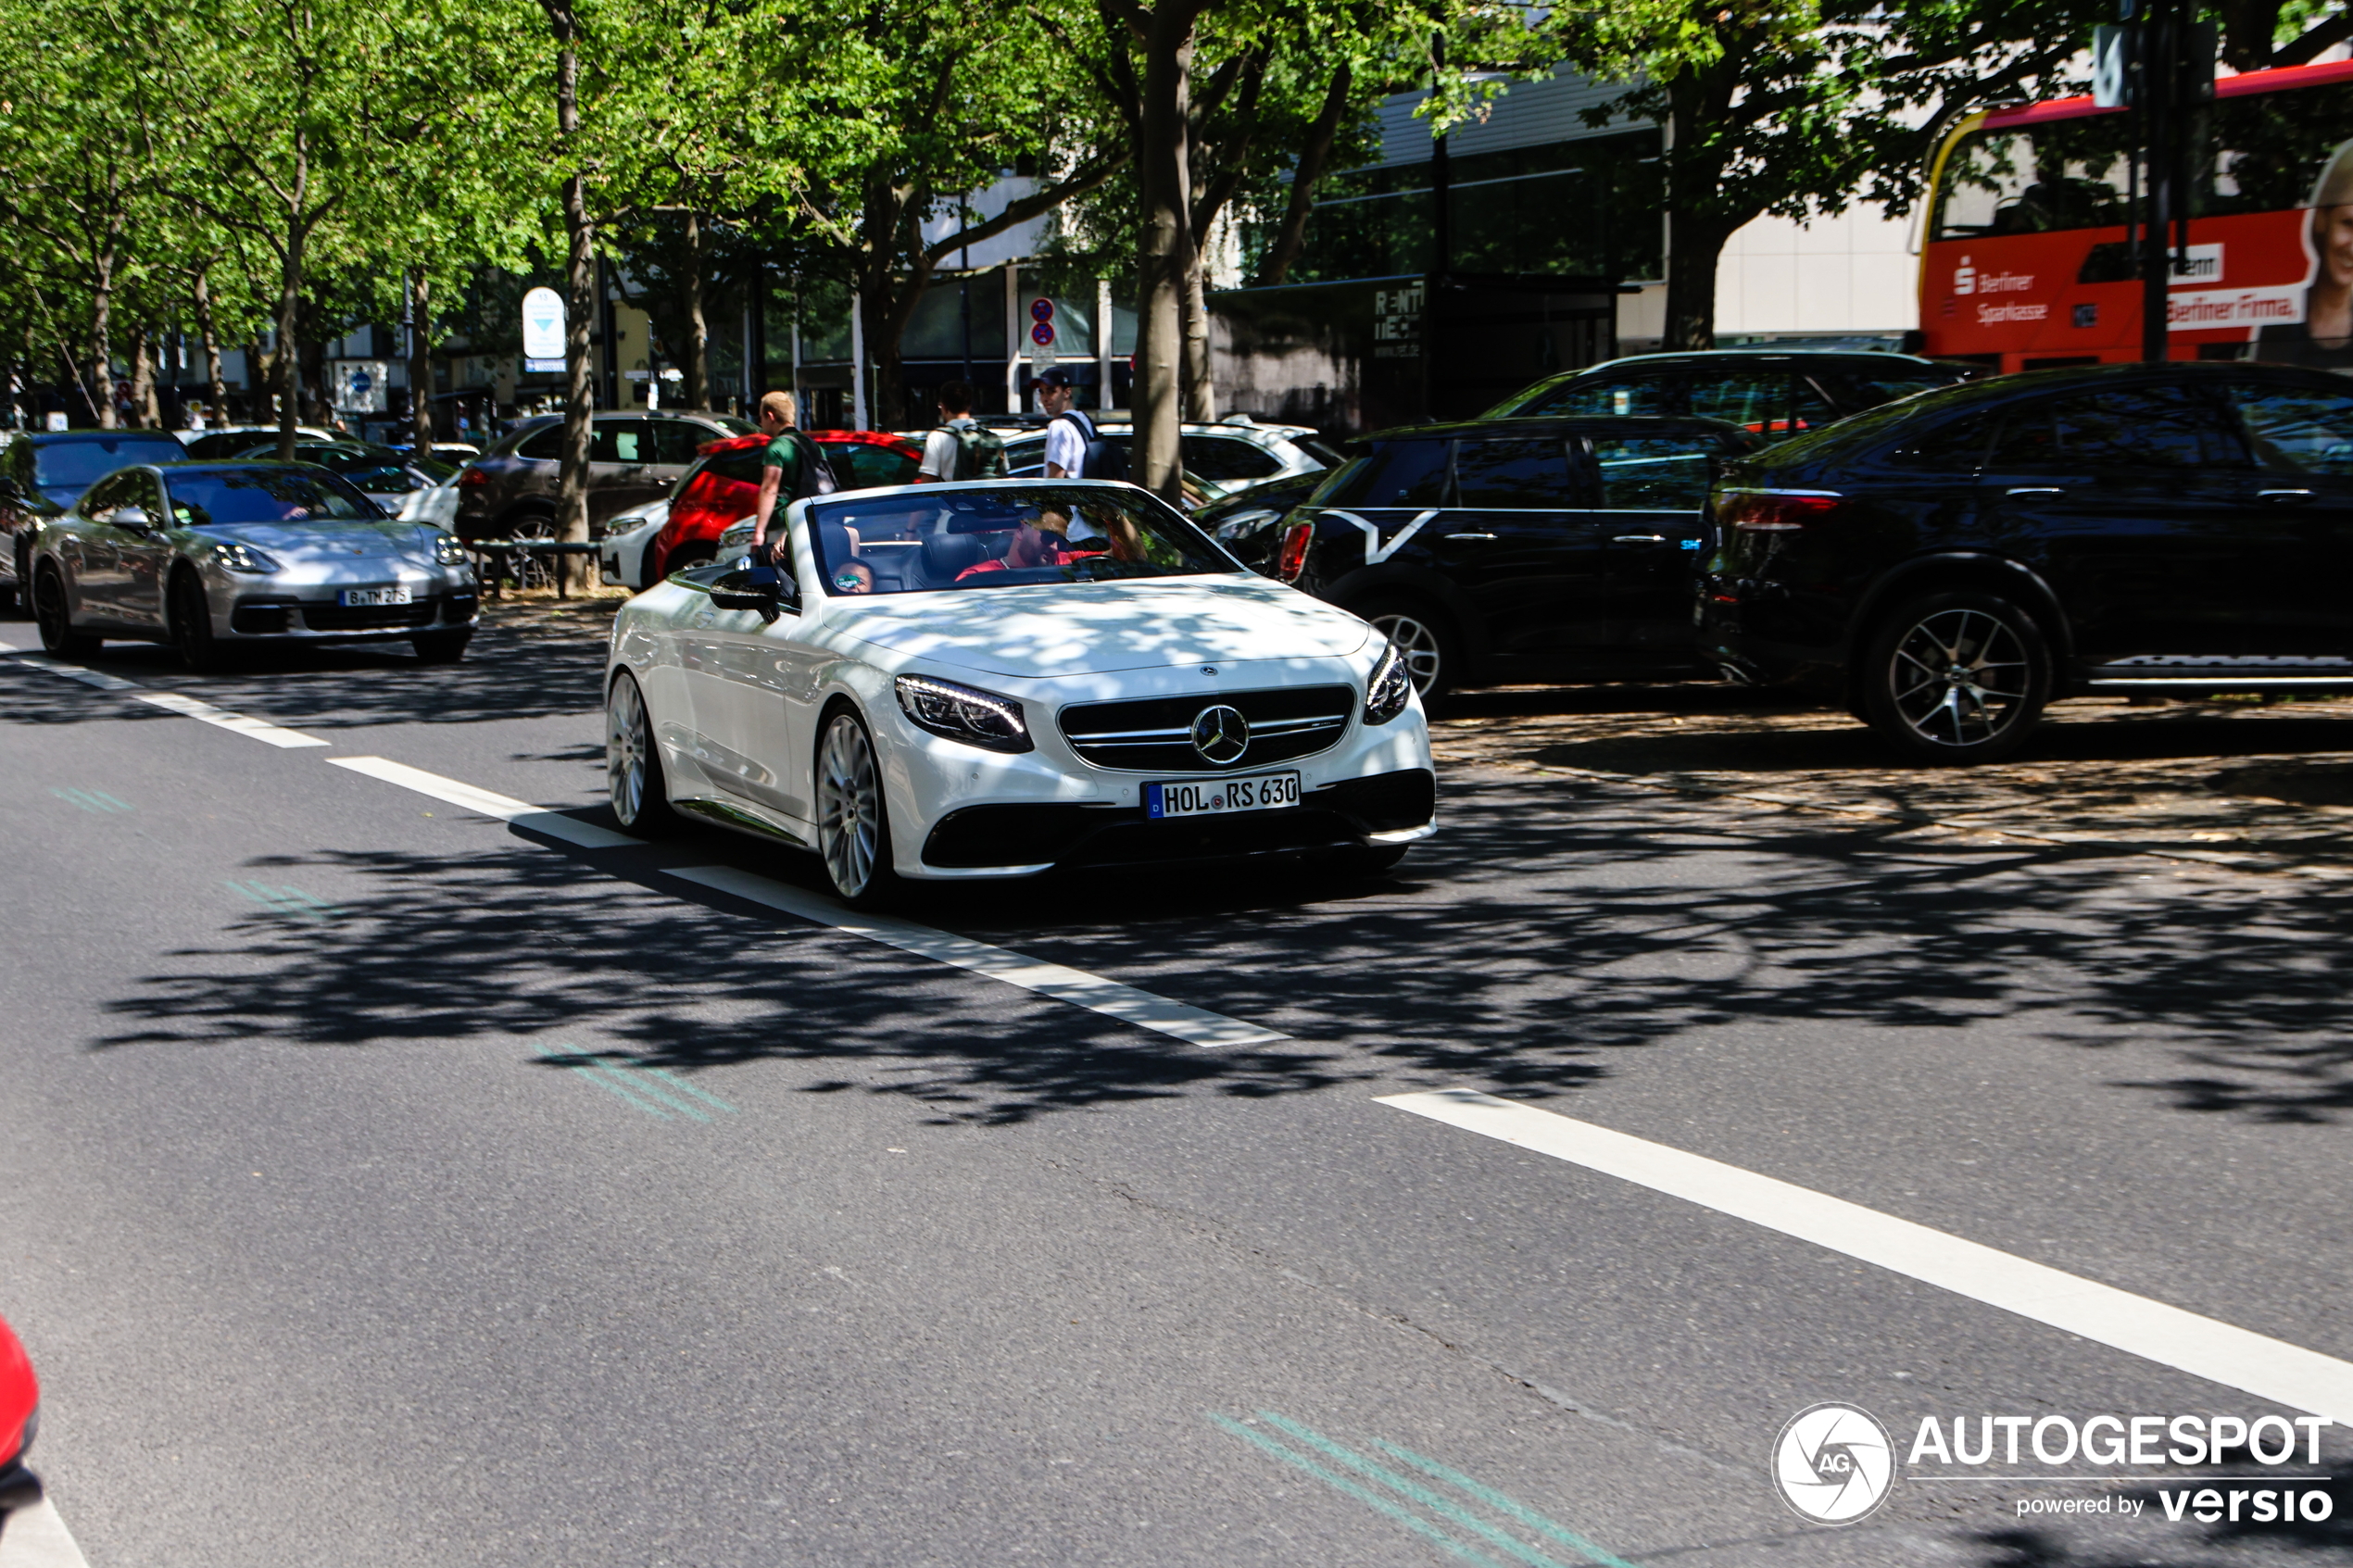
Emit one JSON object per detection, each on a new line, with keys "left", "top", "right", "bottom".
{"left": 323, "top": 758, "right": 1275, "bottom": 1046}
{"left": 0, "top": 1498, "right": 93, "bottom": 1568}
{"left": 8, "top": 655, "right": 328, "bottom": 746}
{"left": 1379, "top": 1088, "right": 2353, "bottom": 1426}
{"left": 324, "top": 756, "right": 636, "bottom": 848}
{"left": 669, "top": 864, "right": 1287, "bottom": 1048}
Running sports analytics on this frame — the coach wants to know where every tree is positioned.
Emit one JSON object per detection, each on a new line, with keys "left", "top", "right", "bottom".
{"left": 777, "top": 0, "right": 1127, "bottom": 431}
{"left": 2220, "top": 0, "right": 2353, "bottom": 69}
{"left": 1554, "top": 0, "right": 2104, "bottom": 350}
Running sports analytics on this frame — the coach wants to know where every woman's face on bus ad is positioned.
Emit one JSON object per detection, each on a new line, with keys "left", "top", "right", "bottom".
{"left": 2319, "top": 204, "right": 2353, "bottom": 291}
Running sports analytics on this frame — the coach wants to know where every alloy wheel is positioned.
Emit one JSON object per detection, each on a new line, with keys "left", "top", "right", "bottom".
{"left": 1368, "top": 612, "right": 1443, "bottom": 696}
{"left": 817, "top": 714, "right": 882, "bottom": 899}
{"left": 1885, "top": 607, "right": 2032, "bottom": 749}
{"left": 607, "top": 674, "right": 650, "bottom": 825}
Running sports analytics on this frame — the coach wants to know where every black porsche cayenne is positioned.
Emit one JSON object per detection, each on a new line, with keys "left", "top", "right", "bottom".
{"left": 1699, "top": 361, "right": 2353, "bottom": 763}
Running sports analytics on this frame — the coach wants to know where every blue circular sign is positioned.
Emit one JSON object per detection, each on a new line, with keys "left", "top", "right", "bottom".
{"left": 1030, "top": 321, "right": 1055, "bottom": 346}
{"left": 1029, "top": 298, "right": 1053, "bottom": 322}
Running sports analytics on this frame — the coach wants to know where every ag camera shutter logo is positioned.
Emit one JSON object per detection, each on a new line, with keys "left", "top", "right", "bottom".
{"left": 1773, "top": 1403, "right": 1895, "bottom": 1524}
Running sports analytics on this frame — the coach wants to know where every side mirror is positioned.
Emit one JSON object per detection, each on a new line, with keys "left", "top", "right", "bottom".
{"left": 709, "top": 565, "right": 793, "bottom": 622}
{"left": 110, "top": 505, "right": 154, "bottom": 531}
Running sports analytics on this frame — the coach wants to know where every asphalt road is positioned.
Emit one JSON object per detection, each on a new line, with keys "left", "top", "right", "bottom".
{"left": 3, "top": 606, "right": 2351, "bottom": 1568}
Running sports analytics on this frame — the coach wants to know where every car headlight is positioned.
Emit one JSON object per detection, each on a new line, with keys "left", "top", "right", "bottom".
{"left": 431, "top": 533, "right": 470, "bottom": 567}
{"left": 210, "top": 541, "right": 281, "bottom": 574}
{"left": 894, "top": 673, "right": 1032, "bottom": 754}
{"left": 1214, "top": 508, "right": 1277, "bottom": 542}
{"left": 1365, "top": 640, "right": 1411, "bottom": 725}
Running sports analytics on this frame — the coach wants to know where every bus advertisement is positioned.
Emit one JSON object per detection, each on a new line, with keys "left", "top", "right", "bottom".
{"left": 1918, "top": 58, "right": 2353, "bottom": 372}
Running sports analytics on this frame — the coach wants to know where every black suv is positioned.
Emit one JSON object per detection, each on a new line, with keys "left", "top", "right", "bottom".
{"left": 1700, "top": 362, "right": 2353, "bottom": 762}
{"left": 1489, "top": 350, "right": 1966, "bottom": 444}
{"left": 1258, "top": 416, "right": 1759, "bottom": 698}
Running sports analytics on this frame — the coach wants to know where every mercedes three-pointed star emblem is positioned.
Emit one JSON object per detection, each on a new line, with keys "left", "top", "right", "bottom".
{"left": 1189, "top": 704, "right": 1251, "bottom": 766}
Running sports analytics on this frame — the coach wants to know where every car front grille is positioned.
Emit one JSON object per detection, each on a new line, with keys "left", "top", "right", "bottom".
{"left": 1057, "top": 684, "right": 1354, "bottom": 772}
{"left": 303, "top": 596, "right": 437, "bottom": 632}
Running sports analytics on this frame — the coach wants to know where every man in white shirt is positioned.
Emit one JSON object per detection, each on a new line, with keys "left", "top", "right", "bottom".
{"left": 916, "top": 380, "right": 985, "bottom": 483}
{"left": 1037, "top": 368, "right": 1090, "bottom": 477}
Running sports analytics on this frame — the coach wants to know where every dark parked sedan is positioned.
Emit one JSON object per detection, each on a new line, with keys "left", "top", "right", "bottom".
{"left": 1699, "top": 361, "right": 2353, "bottom": 762}
{"left": 1266, "top": 416, "right": 1760, "bottom": 698}
{"left": 1488, "top": 350, "right": 1966, "bottom": 444}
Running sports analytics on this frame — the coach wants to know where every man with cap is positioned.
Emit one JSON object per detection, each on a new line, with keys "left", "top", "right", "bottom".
{"left": 1036, "top": 368, "right": 1094, "bottom": 478}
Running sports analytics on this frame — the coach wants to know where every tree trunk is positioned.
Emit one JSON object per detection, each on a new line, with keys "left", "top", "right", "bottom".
{"left": 1181, "top": 246, "right": 1214, "bottom": 421}
{"left": 409, "top": 270, "right": 434, "bottom": 453}
{"left": 684, "top": 210, "right": 710, "bottom": 411}
{"left": 90, "top": 257, "right": 117, "bottom": 429}
{"left": 127, "top": 323, "right": 156, "bottom": 427}
{"left": 194, "top": 267, "right": 228, "bottom": 427}
{"left": 553, "top": 8, "right": 596, "bottom": 592}
{"left": 1257, "top": 64, "right": 1350, "bottom": 287}
{"left": 1660, "top": 98, "right": 1735, "bottom": 353}
{"left": 276, "top": 230, "right": 305, "bottom": 458}
{"left": 1134, "top": 4, "right": 1200, "bottom": 502}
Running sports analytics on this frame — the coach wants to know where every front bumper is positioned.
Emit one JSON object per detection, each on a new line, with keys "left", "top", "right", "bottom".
{"left": 220, "top": 589, "right": 479, "bottom": 641}
{"left": 920, "top": 769, "right": 1436, "bottom": 872}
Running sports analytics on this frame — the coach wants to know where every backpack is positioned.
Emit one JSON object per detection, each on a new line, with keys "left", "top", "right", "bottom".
{"left": 788, "top": 432, "right": 838, "bottom": 499}
{"left": 948, "top": 421, "right": 1007, "bottom": 481}
{"left": 1055, "top": 409, "right": 1128, "bottom": 483}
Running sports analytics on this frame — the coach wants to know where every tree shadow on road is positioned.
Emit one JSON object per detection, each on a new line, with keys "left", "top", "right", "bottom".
{"left": 83, "top": 768, "right": 2353, "bottom": 1128}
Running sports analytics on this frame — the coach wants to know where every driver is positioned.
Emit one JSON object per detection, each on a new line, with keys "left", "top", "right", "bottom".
{"left": 955, "top": 516, "right": 1067, "bottom": 580}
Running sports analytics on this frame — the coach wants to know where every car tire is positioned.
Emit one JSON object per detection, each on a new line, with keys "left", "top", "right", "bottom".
{"left": 170, "top": 568, "right": 223, "bottom": 673}
{"left": 815, "top": 706, "right": 900, "bottom": 908}
{"left": 607, "top": 670, "right": 678, "bottom": 835}
{"left": 1353, "top": 596, "right": 1461, "bottom": 705}
{"left": 411, "top": 629, "right": 472, "bottom": 664}
{"left": 32, "top": 566, "right": 98, "bottom": 657}
{"left": 1860, "top": 589, "right": 2051, "bottom": 765}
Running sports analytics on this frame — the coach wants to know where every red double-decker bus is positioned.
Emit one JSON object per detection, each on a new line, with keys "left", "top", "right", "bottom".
{"left": 1918, "top": 58, "right": 2353, "bottom": 371}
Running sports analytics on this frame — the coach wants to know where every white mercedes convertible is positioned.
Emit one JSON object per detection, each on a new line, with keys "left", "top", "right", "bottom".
{"left": 604, "top": 479, "right": 1435, "bottom": 905}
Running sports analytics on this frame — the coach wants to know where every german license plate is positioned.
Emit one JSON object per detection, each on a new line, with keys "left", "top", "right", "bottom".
{"left": 1146, "top": 771, "right": 1301, "bottom": 820}
{"left": 338, "top": 586, "right": 411, "bottom": 607}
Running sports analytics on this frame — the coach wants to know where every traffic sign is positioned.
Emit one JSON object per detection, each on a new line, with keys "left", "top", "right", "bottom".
{"left": 1030, "top": 297, "right": 1053, "bottom": 323}
{"left": 1031, "top": 321, "right": 1055, "bottom": 347}
{"left": 522, "top": 286, "right": 565, "bottom": 361}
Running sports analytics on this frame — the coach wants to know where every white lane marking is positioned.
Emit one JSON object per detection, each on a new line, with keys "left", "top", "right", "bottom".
{"left": 1378, "top": 1088, "right": 2353, "bottom": 1426}
{"left": 670, "top": 863, "right": 1289, "bottom": 1049}
{"left": 325, "top": 759, "right": 1281, "bottom": 1047}
{"left": 0, "top": 1498, "right": 94, "bottom": 1568}
{"left": 10, "top": 656, "right": 329, "bottom": 746}
{"left": 325, "top": 756, "right": 637, "bottom": 848}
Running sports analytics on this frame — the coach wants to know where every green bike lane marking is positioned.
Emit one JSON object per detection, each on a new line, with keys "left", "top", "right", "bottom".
{"left": 49, "top": 786, "right": 132, "bottom": 813}
{"left": 540, "top": 1049, "right": 740, "bottom": 1124}
{"left": 1210, "top": 1410, "right": 1635, "bottom": 1567}
{"left": 223, "top": 880, "right": 342, "bottom": 922}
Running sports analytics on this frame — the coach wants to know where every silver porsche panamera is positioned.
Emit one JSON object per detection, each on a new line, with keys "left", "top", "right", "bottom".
{"left": 27, "top": 460, "right": 480, "bottom": 670}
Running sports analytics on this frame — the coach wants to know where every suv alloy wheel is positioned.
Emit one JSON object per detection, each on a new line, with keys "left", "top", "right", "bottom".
{"left": 1861, "top": 589, "right": 2051, "bottom": 764}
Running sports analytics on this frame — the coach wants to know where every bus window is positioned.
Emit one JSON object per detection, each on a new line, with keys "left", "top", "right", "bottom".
{"left": 1932, "top": 132, "right": 2034, "bottom": 240}
{"left": 1932, "top": 120, "right": 2133, "bottom": 240}
{"left": 2204, "top": 82, "right": 2353, "bottom": 217}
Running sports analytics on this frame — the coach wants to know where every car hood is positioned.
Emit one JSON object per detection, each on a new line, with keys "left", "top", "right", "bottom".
{"left": 838, "top": 575, "right": 1371, "bottom": 676}
{"left": 208, "top": 519, "right": 438, "bottom": 562}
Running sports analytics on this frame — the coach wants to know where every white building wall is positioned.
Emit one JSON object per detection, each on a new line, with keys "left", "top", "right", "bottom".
{"left": 1715, "top": 204, "right": 1920, "bottom": 339}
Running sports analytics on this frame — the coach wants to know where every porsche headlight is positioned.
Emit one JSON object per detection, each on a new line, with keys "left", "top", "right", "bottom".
{"left": 1365, "top": 640, "right": 1412, "bottom": 725}
{"left": 894, "top": 674, "right": 1032, "bottom": 754}
{"left": 210, "top": 541, "right": 281, "bottom": 575}
{"left": 431, "top": 533, "right": 470, "bottom": 567}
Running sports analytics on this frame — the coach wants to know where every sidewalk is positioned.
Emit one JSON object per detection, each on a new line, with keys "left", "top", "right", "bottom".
{"left": 1429, "top": 687, "right": 2353, "bottom": 878}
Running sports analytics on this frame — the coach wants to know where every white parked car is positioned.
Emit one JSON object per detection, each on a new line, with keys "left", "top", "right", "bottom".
{"left": 599, "top": 501, "right": 672, "bottom": 590}
{"left": 1000, "top": 415, "right": 1340, "bottom": 501}
{"left": 604, "top": 479, "right": 1435, "bottom": 905}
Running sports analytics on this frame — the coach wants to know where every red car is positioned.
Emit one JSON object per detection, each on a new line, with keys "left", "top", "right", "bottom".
{"left": 648, "top": 430, "right": 921, "bottom": 581}
{"left": 0, "top": 1312, "right": 38, "bottom": 1510}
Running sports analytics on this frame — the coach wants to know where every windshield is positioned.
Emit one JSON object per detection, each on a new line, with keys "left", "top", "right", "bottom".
{"left": 162, "top": 469, "right": 384, "bottom": 526}
{"left": 33, "top": 437, "right": 187, "bottom": 489}
{"left": 807, "top": 484, "right": 1236, "bottom": 596}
